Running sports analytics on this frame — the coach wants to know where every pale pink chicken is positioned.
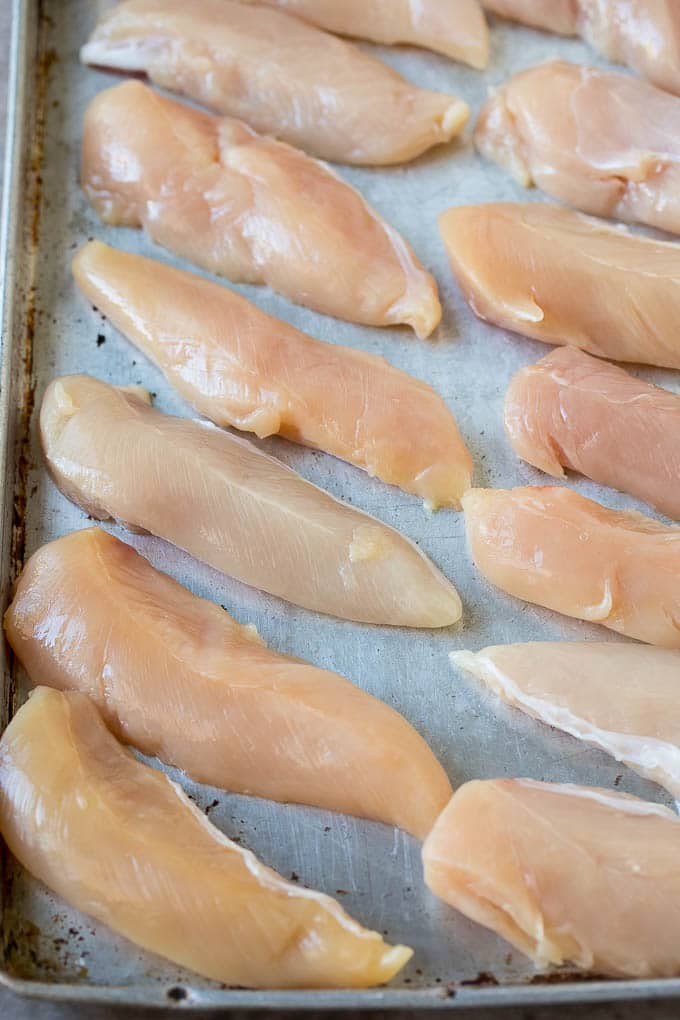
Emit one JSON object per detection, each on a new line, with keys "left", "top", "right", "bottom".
{"left": 505, "top": 348, "right": 680, "bottom": 519}
{"left": 423, "top": 778, "right": 680, "bottom": 977}
{"left": 80, "top": 0, "right": 469, "bottom": 165}
{"left": 40, "top": 376, "right": 462, "bottom": 627}
{"left": 81, "top": 82, "right": 441, "bottom": 338}
{"left": 0, "top": 687, "right": 411, "bottom": 988}
{"left": 451, "top": 642, "right": 680, "bottom": 799}
{"left": 483, "top": 1, "right": 680, "bottom": 96}
{"left": 239, "top": 0, "right": 489, "bottom": 68}
{"left": 5, "top": 528, "right": 453, "bottom": 838}
{"left": 482, "top": 0, "right": 578, "bottom": 34}
{"left": 474, "top": 61, "right": 680, "bottom": 234}
{"left": 439, "top": 203, "right": 680, "bottom": 369}
{"left": 462, "top": 485, "right": 680, "bottom": 647}
{"left": 72, "top": 242, "right": 472, "bottom": 509}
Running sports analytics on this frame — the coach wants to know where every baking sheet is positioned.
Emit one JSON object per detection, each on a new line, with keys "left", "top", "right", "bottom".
{"left": 3, "top": 0, "right": 680, "bottom": 1009}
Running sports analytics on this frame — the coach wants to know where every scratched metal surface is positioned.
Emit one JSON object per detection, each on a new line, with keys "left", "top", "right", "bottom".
{"left": 2, "top": 0, "right": 680, "bottom": 1010}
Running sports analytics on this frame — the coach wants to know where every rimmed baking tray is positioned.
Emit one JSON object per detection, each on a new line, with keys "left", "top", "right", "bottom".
{"left": 3, "top": 0, "right": 680, "bottom": 1009}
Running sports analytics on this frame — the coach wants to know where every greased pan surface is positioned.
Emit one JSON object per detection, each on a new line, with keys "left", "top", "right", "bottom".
{"left": 3, "top": 0, "right": 680, "bottom": 1008}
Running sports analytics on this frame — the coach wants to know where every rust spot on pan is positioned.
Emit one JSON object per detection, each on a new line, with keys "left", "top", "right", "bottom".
{"left": 527, "top": 969, "right": 609, "bottom": 985}
{"left": 459, "top": 971, "right": 500, "bottom": 988}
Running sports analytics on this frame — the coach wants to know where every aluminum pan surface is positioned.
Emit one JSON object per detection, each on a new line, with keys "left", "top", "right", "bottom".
{"left": 3, "top": 0, "right": 680, "bottom": 1009}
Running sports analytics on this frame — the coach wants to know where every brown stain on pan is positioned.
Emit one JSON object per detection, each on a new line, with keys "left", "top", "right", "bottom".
{"left": 9, "top": 16, "right": 57, "bottom": 589}
{"left": 447, "top": 967, "right": 611, "bottom": 994}
{"left": 2, "top": 7, "right": 58, "bottom": 979}
{"left": 527, "top": 969, "right": 609, "bottom": 985}
{"left": 459, "top": 971, "right": 500, "bottom": 987}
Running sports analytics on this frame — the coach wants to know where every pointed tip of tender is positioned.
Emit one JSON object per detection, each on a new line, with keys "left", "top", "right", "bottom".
{"left": 465, "top": 38, "right": 490, "bottom": 72}
{"left": 430, "top": 582, "right": 463, "bottom": 629}
{"left": 378, "top": 942, "right": 414, "bottom": 983}
{"left": 71, "top": 237, "right": 103, "bottom": 281}
{"left": 79, "top": 41, "right": 98, "bottom": 66}
{"left": 453, "top": 466, "right": 475, "bottom": 509}
{"left": 473, "top": 87, "right": 533, "bottom": 188}
{"left": 422, "top": 463, "right": 474, "bottom": 512}
{"left": 390, "top": 266, "right": 442, "bottom": 339}
{"left": 408, "top": 302, "right": 442, "bottom": 340}
{"left": 441, "top": 98, "right": 471, "bottom": 141}
{"left": 448, "top": 649, "right": 480, "bottom": 675}
{"left": 431, "top": 0, "right": 489, "bottom": 67}
{"left": 80, "top": 37, "right": 149, "bottom": 74}
{"left": 456, "top": 0, "right": 490, "bottom": 70}
{"left": 335, "top": 934, "right": 412, "bottom": 988}
{"left": 460, "top": 36, "right": 490, "bottom": 72}
{"left": 407, "top": 572, "right": 462, "bottom": 628}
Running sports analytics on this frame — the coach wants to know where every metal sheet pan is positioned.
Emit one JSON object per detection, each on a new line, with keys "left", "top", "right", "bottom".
{"left": 3, "top": 0, "right": 680, "bottom": 1009}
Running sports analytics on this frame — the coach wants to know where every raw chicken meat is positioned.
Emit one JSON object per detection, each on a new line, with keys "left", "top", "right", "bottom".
{"left": 474, "top": 61, "right": 680, "bottom": 234}
{"left": 439, "top": 203, "right": 680, "bottom": 369}
{"left": 0, "top": 687, "right": 411, "bottom": 988}
{"left": 451, "top": 642, "right": 680, "bottom": 799}
{"left": 6, "top": 528, "right": 453, "bottom": 837}
{"left": 505, "top": 348, "right": 680, "bottom": 519}
{"left": 40, "top": 376, "right": 461, "bottom": 627}
{"left": 579, "top": 1, "right": 680, "bottom": 95}
{"left": 482, "top": 0, "right": 578, "bottom": 34}
{"left": 81, "top": 83, "right": 441, "bottom": 338}
{"left": 72, "top": 242, "right": 472, "bottom": 509}
{"left": 462, "top": 485, "right": 680, "bottom": 647}
{"left": 423, "top": 778, "right": 680, "bottom": 977}
{"left": 80, "top": 0, "right": 469, "bottom": 165}
{"left": 483, "top": 1, "right": 680, "bottom": 96}
{"left": 239, "top": 0, "right": 489, "bottom": 68}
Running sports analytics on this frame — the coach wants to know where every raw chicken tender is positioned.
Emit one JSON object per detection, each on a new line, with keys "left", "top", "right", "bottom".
{"left": 581, "top": 1, "right": 680, "bottom": 95}
{"left": 474, "top": 61, "right": 680, "bottom": 234}
{"left": 0, "top": 687, "right": 411, "bottom": 988}
{"left": 451, "top": 642, "right": 680, "bottom": 799}
{"left": 483, "top": 1, "right": 680, "bottom": 96}
{"left": 505, "top": 348, "right": 680, "bottom": 518}
{"left": 81, "top": 0, "right": 469, "bottom": 165}
{"left": 482, "top": 0, "right": 578, "bottom": 34}
{"left": 82, "top": 82, "right": 441, "bottom": 338}
{"left": 72, "top": 242, "right": 472, "bottom": 509}
{"left": 6, "top": 529, "right": 453, "bottom": 837}
{"left": 240, "top": 0, "right": 489, "bottom": 68}
{"left": 40, "top": 376, "right": 462, "bottom": 628}
{"left": 423, "top": 778, "right": 680, "bottom": 977}
{"left": 462, "top": 485, "right": 680, "bottom": 647}
{"left": 439, "top": 203, "right": 680, "bottom": 369}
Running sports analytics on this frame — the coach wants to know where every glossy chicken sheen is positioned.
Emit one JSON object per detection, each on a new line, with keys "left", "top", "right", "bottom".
{"left": 505, "top": 348, "right": 680, "bottom": 519}
{"left": 241, "top": 0, "right": 489, "bottom": 68}
{"left": 582, "top": 1, "right": 680, "bottom": 95}
{"left": 72, "top": 242, "right": 472, "bottom": 509}
{"left": 81, "top": 83, "right": 441, "bottom": 338}
{"left": 40, "top": 376, "right": 461, "bottom": 628}
{"left": 0, "top": 687, "right": 412, "bottom": 988}
{"left": 462, "top": 486, "right": 680, "bottom": 647}
{"left": 423, "top": 778, "right": 680, "bottom": 977}
{"left": 439, "top": 203, "right": 680, "bottom": 369}
{"left": 451, "top": 642, "right": 680, "bottom": 799}
{"left": 483, "top": 1, "right": 680, "bottom": 96}
{"left": 6, "top": 529, "right": 453, "bottom": 837}
{"left": 80, "top": 0, "right": 469, "bottom": 165}
{"left": 474, "top": 61, "right": 680, "bottom": 234}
